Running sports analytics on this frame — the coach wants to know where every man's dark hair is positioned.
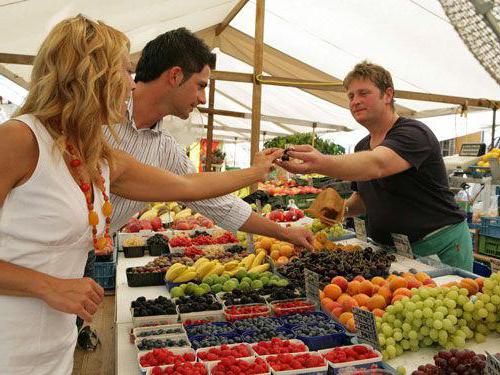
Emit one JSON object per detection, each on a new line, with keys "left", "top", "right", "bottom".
{"left": 135, "top": 27, "right": 216, "bottom": 83}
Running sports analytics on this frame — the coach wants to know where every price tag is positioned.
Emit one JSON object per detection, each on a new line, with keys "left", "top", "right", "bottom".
{"left": 486, "top": 351, "right": 500, "bottom": 375}
{"left": 352, "top": 307, "right": 380, "bottom": 351}
{"left": 354, "top": 218, "right": 367, "bottom": 242}
{"left": 304, "top": 269, "right": 321, "bottom": 308}
{"left": 391, "top": 233, "right": 414, "bottom": 259}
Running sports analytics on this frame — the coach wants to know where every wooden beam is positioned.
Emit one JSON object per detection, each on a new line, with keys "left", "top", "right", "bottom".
{"left": 206, "top": 78, "right": 216, "bottom": 171}
{"left": 130, "top": 25, "right": 219, "bottom": 69}
{"left": 0, "top": 53, "right": 35, "bottom": 65}
{"left": 203, "top": 124, "right": 288, "bottom": 137}
{"left": 0, "top": 64, "right": 29, "bottom": 90}
{"left": 250, "top": 0, "right": 265, "bottom": 166}
{"left": 215, "top": 0, "right": 249, "bottom": 36}
{"left": 394, "top": 89, "right": 500, "bottom": 109}
{"left": 210, "top": 70, "right": 253, "bottom": 82}
{"left": 198, "top": 107, "right": 349, "bottom": 131}
{"left": 219, "top": 26, "right": 415, "bottom": 116}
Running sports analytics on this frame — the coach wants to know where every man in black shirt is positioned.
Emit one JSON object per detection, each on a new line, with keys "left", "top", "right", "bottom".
{"left": 277, "top": 61, "right": 472, "bottom": 271}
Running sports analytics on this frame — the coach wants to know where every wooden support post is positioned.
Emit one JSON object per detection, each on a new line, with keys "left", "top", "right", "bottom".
{"left": 491, "top": 108, "right": 498, "bottom": 150}
{"left": 250, "top": 0, "right": 265, "bottom": 167}
{"left": 311, "top": 122, "right": 317, "bottom": 148}
{"left": 206, "top": 78, "right": 216, "bottom": 171}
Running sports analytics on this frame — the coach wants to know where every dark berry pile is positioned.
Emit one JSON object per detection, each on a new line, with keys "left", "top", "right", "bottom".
{"left": 137, "top": 337, "right": 189, "bottom": 351}
{"left": 222, "top": 290, "right": 266, "bottom": 306}
{"left": 186, "top": 323, "right": 235, "bottom": 336}
{"left": 175, "top": 295, "right": 222, "bottom": 313}
{"left": 137, "top": 327, "right": 184, "bottom": 337}
{"left": 131, "top": 296, "right": 176, "bottom": 317}
{"left": 146, "top": 234, "right": 169, "bottom": 247}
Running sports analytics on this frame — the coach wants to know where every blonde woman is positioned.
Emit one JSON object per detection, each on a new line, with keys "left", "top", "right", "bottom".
{"left": 0, "top": 16, "right": 281, "bottom": 374}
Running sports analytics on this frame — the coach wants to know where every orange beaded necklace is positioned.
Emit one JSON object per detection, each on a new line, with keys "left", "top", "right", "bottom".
{"left": 67, "top": 143, "right": 113, "bottom": 254}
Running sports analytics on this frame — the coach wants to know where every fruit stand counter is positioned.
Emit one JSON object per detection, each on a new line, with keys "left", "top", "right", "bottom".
{"left": 116, "top": 322, "right": 138, "bottom": 375}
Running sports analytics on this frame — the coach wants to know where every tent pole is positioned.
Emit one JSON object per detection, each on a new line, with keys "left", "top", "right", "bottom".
{"left": 250, "top": 0, "right": 265, "bottom": 191}
{"left": 206, "top": 77, "right": 216, "bottom": 171}
{"left": 234, "top": 137, "right": 237, "bottom": 167}
{"left": 311, "top": 122, "right": 317, "bottom": 147}
{"left": 491, "top": 108, "right": 498, "bottom": 149}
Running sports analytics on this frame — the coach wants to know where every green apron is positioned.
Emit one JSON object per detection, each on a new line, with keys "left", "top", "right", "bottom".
{"left": 411, "top": 220, "right": 473, "bottom": 272}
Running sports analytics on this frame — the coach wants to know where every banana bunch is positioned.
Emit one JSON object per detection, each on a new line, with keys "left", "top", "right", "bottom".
{"left": 174, "top": 208, "right": 192, "bottom": 220}
{"left": 222, "top": 252, "right": 270, "bottom": 277}
{"left": 194, "top": 258, "right": 224, "bottom": 280}
{"left": 165, "top": 263, "right": 197, "bottom": 283}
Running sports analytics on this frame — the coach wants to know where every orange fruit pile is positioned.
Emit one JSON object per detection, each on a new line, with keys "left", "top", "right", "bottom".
{"left": 254, "top": 236, "right": 298, "bottom": 266}
{"left": 320, "top": 272, "right": 436, "bottom": 332}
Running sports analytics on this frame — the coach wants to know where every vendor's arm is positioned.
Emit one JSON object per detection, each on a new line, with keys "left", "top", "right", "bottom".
{"left": 344, "top": 192, "right": 366, "bottom": 217}
{"left": 110, "top": 148, "right": 282, "bottom": 203}
{"left": 276, "top": 145, "right": 411, "bottom": 181}
{"left": 0, "top": 121, "right": 104, "bottom": 322}
{"left": 240, "top": 212, "right": 314, "bottom": 250}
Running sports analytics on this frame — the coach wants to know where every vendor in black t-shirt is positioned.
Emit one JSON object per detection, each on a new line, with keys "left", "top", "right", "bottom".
{"left": 277, "top": 61, "right": 472, "bottom": 271}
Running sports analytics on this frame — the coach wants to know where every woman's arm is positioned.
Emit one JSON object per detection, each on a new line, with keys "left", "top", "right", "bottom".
{"left": 110, "top": 148, "right": 283, "bottom": 202}
{"left": 344, "top": 192, "right": 366, "bottom": 217}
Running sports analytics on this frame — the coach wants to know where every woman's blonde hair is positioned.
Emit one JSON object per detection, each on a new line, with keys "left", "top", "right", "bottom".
{"left": 16, "top": 15, "right": 130, "bottom": 182}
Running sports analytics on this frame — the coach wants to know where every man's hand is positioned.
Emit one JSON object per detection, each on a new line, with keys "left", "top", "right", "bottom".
{"left": 42, "top": 277, "right": 105, "bottom": 322}
{"left": 252, "top": 148, "right": 284, "bottom": 181}
{"left": 280, "top": 225, "right": 314, "bottom": 251}
{"left": 274, "top": 145, "right": 326, "bottom": 175}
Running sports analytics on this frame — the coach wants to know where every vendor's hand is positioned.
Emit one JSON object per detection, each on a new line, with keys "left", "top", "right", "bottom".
{"left": 275, "top": 145, "right": 325, "bottom": 174}
{"left": 42, "top": 277, "right": 104, "bottom": 322}
{"left": 252, "top": 148, "right": 284, "bottom": 181}
{"left": 281, "top": 225, "right": 314, "bottom": 251}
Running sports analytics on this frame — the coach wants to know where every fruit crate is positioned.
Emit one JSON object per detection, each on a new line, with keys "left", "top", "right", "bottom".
{"left": 126, "top": 268, "right": 165, "bottom": 287}
{"left": 185, "top": 322, "right": 236, "bottom": 337}
{"left": 262, "top": 352, "right": 329, "bottom": 375}
{"left": 241, "top": 327, "right": 296, "bottom": 344}
{"left": 195, "top": 342, "right": 255, "bottom": 364}
{"left": 318, "top": 344, "right": 382, "bottom": 375}
{"left": 281, "top": 312, "right": 331, "bottom": 329}
{"left": 137, "top": 347, "right": 196, "bottom": 373}
{"left": 473, "top": 260, "right": 492, "bottom": 277}
{"left": 271, "top": 299, "right": 316, "bottom": 317}
{"left": 94, "top": 248, "right": 117, "bottom": 290}
{"left": 189, "top": 332, "right": 243, "bottom": 349}
{"left": 123, "top": 245, "right": 146, "bottom": 258}
{"left": 135, "top": 333, "right": 191, "bottom": 354}
{"left": 292, "top": 322, "right": 348, "bottom": 351}
{"left": 480, "top": 216, "right": 500, "bottom": 239}
{"left": 133, "top": 323, "right": 186, "bottom": 340}
{"left": 478, "top": 234, "right": 500, "bottom": 258}
{"left": 224, "top": 304, "right": 271, "bottom": 322}
{"left": 131, "top": 308, "right": 179, "bottom": 328}
{"left": 233, "top": 317, "right": 284, "bottom": 333}
{"left": 250, "top": 339, "right": 309, "bottom": 355}
{"left": 145, "top": 362, "right": 205, "bottom": 375}
{"left": 207, "top": 356, "right": 270, "bottom": 375}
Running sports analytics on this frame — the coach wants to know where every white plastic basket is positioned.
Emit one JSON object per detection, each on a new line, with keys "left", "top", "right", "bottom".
{"left": 133, "top": 323, "right": 186, "bottom": 340}
{"left": 196, "top": 342, "right": 255, "bottom": 365}
{"left": 250, "top": 339, "right": 308, "bottom": 356}
{"left": 317, "top": 344, "right": 382, "bottom": 375}
{"left": 144, "top": 362, "right": 202, "bottom": 375}
{"left": 135, "top": 333, "right": 191, "bottom": 354}
{"left": 131, "top": 307, "right": 179, "bottom": 328}
{"left": 263, "top": 352, "right": 328, "bottom": 375}
{"left": 138, "top": 347, "right": 196, "bottom": 374}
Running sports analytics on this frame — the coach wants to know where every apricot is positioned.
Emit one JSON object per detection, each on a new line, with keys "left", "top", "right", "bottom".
{"left": 414, "top": 272, "right": 431, "bottom": 283}
{"left": 378, "top": 286, "right": 393, "bottom": 304}
{"left": 372, "top": 308, "right": 385, "bottom": 318}
{"left": 459, "top": 278, "right": 479, "bottom": 296}
{"left": 352, "top": 293, "right": 370, "bottom": 307}
{"left": 391, "top": 294, "right": 408, "bottom": 304}
{"left": 341, "top": 296, "right": 359, "bottom": 312}
{"left": 393, "top": 288, "right": 413, "bottom": 298}
{"left": 320, "top": 297, "right": 335, "bottom": 311}
{"left": 339, "top": 311, "right": 354, "bottom": 326}
{"left": 319, "top": 290, "right": 325, "bottom": 300}
{"left": 346, "top": 317, "right": 356, "bottom": 332}
{"left": 366, "top": 294, "right": 387, "bottom": 311}
{"left": 406, "top": 278, "right": 423, "bottom": 289}
{"left": 353, "top": 275, "right": 366, "bottom": 282}
{"left": 331, "top": 307, "right": 344, "bottom": 318}
{"left": 330, "top": 276, "right": 349, "bottom": 293}
{"left": 373, "top": 285, "right": 380, "bottom": 294}
{"left": 359, "top": 280, "right": 375, "bottom": 296}
{"left": 270, "top": 250, "right": 281, "bottom": 261}
{"left": 324, "top": 284, "right": 342, "bottom": 301}
{"left": 476, "top": 277, "right": 484, "bottom": 291}
{"left": 371, "top": 276, "right": 387, "bottom": 287}
{"left": 389, "top": 277, "right": 408, "bottom": 292}
{"left": 347, "top": 280, "right": 361, "bottom": 296}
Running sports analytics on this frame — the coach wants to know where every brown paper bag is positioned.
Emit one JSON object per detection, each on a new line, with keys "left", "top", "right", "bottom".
{"left": 305, "top": 188, "right": 345, "bottom": 225}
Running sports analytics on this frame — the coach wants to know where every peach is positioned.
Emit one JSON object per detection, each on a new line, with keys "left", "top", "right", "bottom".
{"left": 476, "top": 277, "right": 484, "bottom": 292}
{"left": 415, "top": 272, "right": 431, "bottom": 283}
{"left": 352, "top": 293, "right": 370, "bottom": 307}
{"left": 391, "top": 294, "right": 408, "bottom": 304}
{"left": 423, "top": 278, "right": 436, "bottom": 286}
{"left": 366, "top": 294, "right": 387, "bottom": 311}
{"left": 393, "top": 288, "right": 413, "bottom": 298}
{"left": 371, "top": 276, "right": 387, "bottom": 287}
{"left": 389, "top": 277, "right": 408, "bottom": 292}
{"left": 339, "top": 312, "right": 354, "bottom": 326}
{"left": 331, "top": 307, "right": 344, "bottom": 318}
{"left": 406, "top": 278, "right": 423, "bottom": 289}
{"left": 373, "top": 285, "right": 380, "bottom": 294}
{"left": 378, "top": 286, "right": 393, "bottom": 305}
{"left": 347, "top": 280, "right": 361, "bottom": 296}
{"left": 346, "top": 317, "right": 356, "bottom": 332}
{"left": 321, "top": 297, "right": 335, "bottom": 311}
{"left": 459, "top": 278, "right": 479, "bottom": 296}
{"left": 359, "top": 280, "right": 375, "bottom": 296}
{"left": 330, "top": 276, "right": 349, "bottom": 293}
{"left": 337, "top": 294, "right": 351, "bottom": 304}
{"left": 341, "top": 296, "right": 359, "bottom": 312}
{"left": 353, "top": 275, "right": 366, "bottom": 282}
{"left": 324, "top": 284, "right": 343, "bottom": 301}
{"left": 372, "top": 308, "right": 385, "bottom": 318}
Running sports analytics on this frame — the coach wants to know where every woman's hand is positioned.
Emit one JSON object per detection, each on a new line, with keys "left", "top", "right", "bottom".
{"left": 42, "top": 277, "right": 104, "bottom": 322}
{"left": 252, "top": 148, "right": 284, "bottom": 181}
{"left": 275, "top": 145, "right": 325, "bottom": 175}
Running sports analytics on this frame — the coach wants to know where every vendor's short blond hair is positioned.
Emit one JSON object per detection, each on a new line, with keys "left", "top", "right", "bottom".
{"left": 344, "top": 61, "right": 395, "bottom": 110}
